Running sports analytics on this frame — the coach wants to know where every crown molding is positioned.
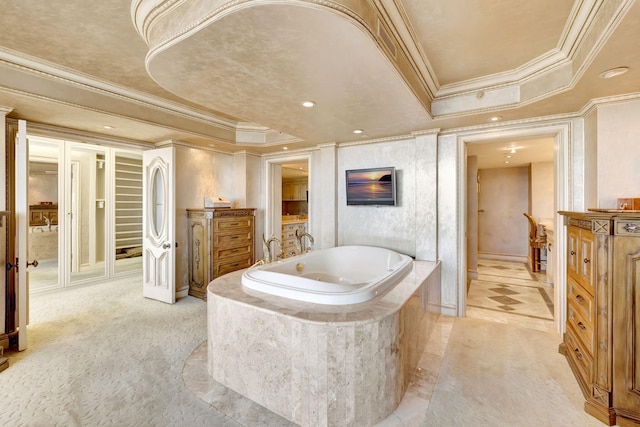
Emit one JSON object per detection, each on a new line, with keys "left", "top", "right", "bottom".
{"left": 424, "top": 0, "right": 633, "bottom": 118}
{"left": 0, "top": 47, "right": 238, "bottom": 131}
{"left": 579, "top": 92, "right": 640, "bottom": 116}
{"left": 7, "top": 118, "right": 152, "bottom": 150}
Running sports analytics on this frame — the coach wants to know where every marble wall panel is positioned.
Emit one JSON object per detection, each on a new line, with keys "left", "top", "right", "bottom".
{"left": 175, "top": 145, "right": 235, "bottom": 295}
{"left": 437, "top": 134, "right": 460, "bottom": 315}
{"left": 337, "top": 138, "right": 427, "bottom": 258}
{"left": 596, "top": 99, "right": 640, "bottom": 208}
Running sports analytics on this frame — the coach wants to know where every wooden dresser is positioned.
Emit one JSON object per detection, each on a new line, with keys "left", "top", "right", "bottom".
{"left": 186, "top": 208, "right": 255, "bottom": 300}
{"left": 559, "top": 211, "right": 640, "bottom": 426}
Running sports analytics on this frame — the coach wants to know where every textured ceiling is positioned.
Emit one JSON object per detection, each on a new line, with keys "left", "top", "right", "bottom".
{"left": 0, "top": 0, "right": 638, "bottom": 156}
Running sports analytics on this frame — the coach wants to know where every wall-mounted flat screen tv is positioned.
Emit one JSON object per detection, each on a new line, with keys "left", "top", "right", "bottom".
{"left": 346, "top": 166, "right": 396, "bottom": 206}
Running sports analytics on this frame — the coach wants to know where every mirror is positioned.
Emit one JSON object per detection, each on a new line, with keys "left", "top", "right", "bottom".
{"left": 69, "top": 143, "right": 106, "bottom": 282}
{"left": 151, "top": 166, "right": 165, "bottom": 239}
{"left": 28, "top": 139, "right": 60, "bottom": 291}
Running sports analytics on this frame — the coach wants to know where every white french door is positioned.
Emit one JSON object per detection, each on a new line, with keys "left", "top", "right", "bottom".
{"left": 15, "top": 120, "right": 30, "bottom": 350}
{"left": 142, "top": 147, "right": 175, "bottom": 303}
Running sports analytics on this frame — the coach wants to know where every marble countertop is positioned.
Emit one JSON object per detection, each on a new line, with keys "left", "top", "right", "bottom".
{"left": 281, "top": 216, "right": 307, "bottom": 225}
{"left": 207, "top": 260, "right": 439, "bottom": 325}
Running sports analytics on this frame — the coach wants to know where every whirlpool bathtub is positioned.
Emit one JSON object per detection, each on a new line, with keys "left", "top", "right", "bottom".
{"left": 241, "top": 245, "right": 413, "bottom": 305}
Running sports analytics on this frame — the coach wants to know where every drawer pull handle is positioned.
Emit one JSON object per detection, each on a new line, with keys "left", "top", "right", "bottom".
{"left": 623, "top": 223, "right": 640, "bottom": 233}
{"left": 576, "top": 294, "right": 585, "bottom": 304}
{"left": 577, "top": 322, "right": 586, "bottom": 331}
{"left": 583, "top": 258, "right": 590, "bottom": 264}
{"left": 231, "top": 249, "right": 239, "bottom": 253}
{"left": 230, "top": 236, "right": 239, "bottom": 239}
{"left": 230, "top": 263, "right": 239, "bottom": 267}
{"left": 570, "top": 250, "right": 576, "bottom": 255}
{"left": 574, "top": 348, "right": 583, "bottom": 360}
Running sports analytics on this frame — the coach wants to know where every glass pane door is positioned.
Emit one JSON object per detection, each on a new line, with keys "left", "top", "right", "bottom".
{"left": 68, "top": 143, "right": 107, "bottom": 283}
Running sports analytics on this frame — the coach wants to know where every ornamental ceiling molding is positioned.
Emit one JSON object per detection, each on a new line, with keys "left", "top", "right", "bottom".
{"left": 430, "top": 0, "right": 635, "bottom": 117}
{"left": 133, "top": 0, "right": 433, "bottom": 118}
{"left": 133, "top": 0, "right": 372, "bottom": 55}
{"left": 0, "top": 47, "right": 238, "bottom": 134}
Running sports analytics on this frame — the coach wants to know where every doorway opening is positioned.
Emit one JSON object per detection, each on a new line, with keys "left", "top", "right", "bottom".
{"left": 25, "top": 134, "right": 143, "bottom": 293}
{"left": 265, "top": 155, "right": 311, "bottom": 261}
{"left": 459, "top": 121, "right": 570, "bottom": 334}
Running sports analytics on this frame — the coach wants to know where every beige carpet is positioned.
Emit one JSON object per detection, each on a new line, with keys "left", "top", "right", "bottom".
{"left": 0, "top": 275, "right": 237, "bottom": 426}
{"left": 422, "top": 317, "right": 604, "bottom": 427}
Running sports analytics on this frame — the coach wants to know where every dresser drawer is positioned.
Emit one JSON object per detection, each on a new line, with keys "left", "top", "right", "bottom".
{"left": 213, "top": 231, "right": 253, "bottom": 248}
{"left": 282, "top": 222, "right": 305, "bottom": 231}
{"left": 565, "top": 330, "right": 593, "bottom": 387}
{"left": 214, "top": 217, "right": 254, "bottom": 233}
{"left": 213, "top": 244, "right": 253, "bottom": 261}
{"left": 567, "top": 277, "right": 594, "bottom": 327}
{"left": 568, "top": 304, "right": 595, "bottom": 355}
{"left": 214, "top": 255, "right": 254, "bottom": 277}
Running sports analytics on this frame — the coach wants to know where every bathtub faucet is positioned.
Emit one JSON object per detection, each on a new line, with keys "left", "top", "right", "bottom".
{"left": 44, "top": 215, "right": 51, "bottom": 230}
{"left": 295, "top": 229, "right": 314, "bottom": 254}
{"left": 262, "top": 234, "right": 283, "bottom": 263}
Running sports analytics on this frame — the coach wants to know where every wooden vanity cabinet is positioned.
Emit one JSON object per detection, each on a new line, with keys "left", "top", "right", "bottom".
{"left": 187, "top": 208, "right": 255, "bottom": 300}
{"left": 560, "top": 211, "right": 640, "bottom": 426}
{"left": 29, "top": 205, "right": 58, "bottom": 226}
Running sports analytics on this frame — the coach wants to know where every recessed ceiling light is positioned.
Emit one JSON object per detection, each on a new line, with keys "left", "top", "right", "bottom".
{"left": 504, "top": 161, "right": 510, "bottom": 164}
{"left": 510, "top": 148, "right": 517, "bottom": 154}
{"left": 505, "top": 155, "right": 512, "bottom": 158}
{"left": 489, "top": 116, "right": 502, "bottom": 122}
{"left": 208, "top": 144, "right": 216, "bottom": 148}
{"left": 599, "top": 67, "right": 629, "bottom": 79}
{"left": 301, "top": 101, "right": 316, "bottom": 108}
{"left": 103, "top": 125, "right": 115, "bottom": 129}
{"left": 283, "top": 147, "right": 288, "bottom": 150}
{"left": 353, "top": 129, "right": 363, "bottom": 134}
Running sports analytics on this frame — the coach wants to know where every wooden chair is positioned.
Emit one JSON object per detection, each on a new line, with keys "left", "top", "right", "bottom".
{"left": 523, "top": 213, "right": 547, "bottom": 272}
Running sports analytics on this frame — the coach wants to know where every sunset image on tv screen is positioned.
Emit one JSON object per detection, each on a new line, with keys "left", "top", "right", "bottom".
{"left": 346, "top": 169, "right": 393, "bottom": 202}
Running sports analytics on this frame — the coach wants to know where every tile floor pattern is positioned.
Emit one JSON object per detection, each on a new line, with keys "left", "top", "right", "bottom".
{"left": 0, "top": 261, "right": 604, "bottom": 426}
{"left": 466, "top": 259, "right": 556, "bottom": 332}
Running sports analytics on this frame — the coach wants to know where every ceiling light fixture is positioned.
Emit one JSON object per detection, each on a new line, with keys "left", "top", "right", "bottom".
{"left": 353, "top": 129, "right": 363, "bottom": 134}
{"left": 489, "top": 116, "right": 502, "bottom": 122}
{"left": 103, "top": 125, "right": 115, "bottom": 129}
{"left": 599, "top": 67, "right": 629, "bottom": 79}
{"left": 504, "top": 161, "right": 510, "bottom": 164}
{"left": 301, "top": 101, "right": 316, "bottom": 108}
{"left": 283, "top": 147, "right": 288, "bottom": 150}
{"left": 510, "top": 148, "right": 517, "bottom": 154}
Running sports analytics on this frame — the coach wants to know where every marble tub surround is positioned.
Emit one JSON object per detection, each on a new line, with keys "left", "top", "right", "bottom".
{"left": 207, "top": 261, "right": 441, "bottom": 426}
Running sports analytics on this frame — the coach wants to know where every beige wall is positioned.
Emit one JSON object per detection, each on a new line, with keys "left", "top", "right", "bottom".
{"left": 530, "top": 161, "right": 554, "bottom": 221}
{"left": 596, "top": 99, "right": 640, "bottom": 208}
{"left": 174, "top": 145, "right": 236, "bottom": 295}
{"left": 478, "top": 167, "right": 529, "bottom": 259}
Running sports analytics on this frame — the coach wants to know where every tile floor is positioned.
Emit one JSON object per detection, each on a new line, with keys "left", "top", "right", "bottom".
{"left": 466, "top": 259, "right": 556, "bottom": 332}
